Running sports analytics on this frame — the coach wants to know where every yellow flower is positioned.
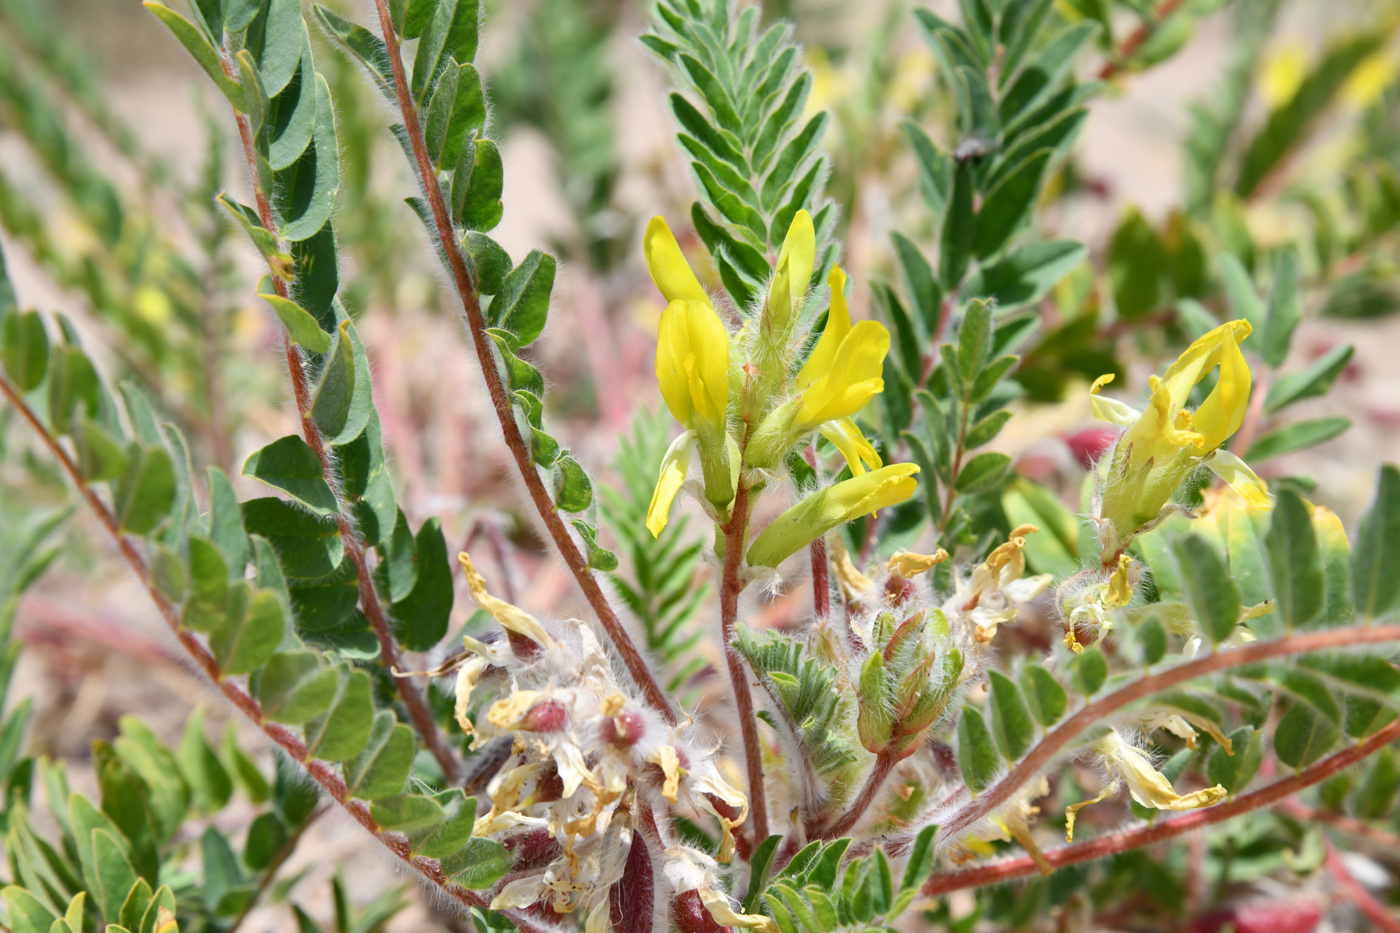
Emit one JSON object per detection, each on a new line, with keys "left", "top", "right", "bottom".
{"left": 1065, "top": 730, "right": 1227, "bottom": 841}
{"left": 643, "top": 216, "right": 736, "bottom": 537}
{"left": 1091, "top": 320, "right": 1270, "bottom": 554}
{"left": 747, "top": 463, "right": 919, "bottom": 568}
{"left": 792, "top": 264, "right": 890, "bottom": 474}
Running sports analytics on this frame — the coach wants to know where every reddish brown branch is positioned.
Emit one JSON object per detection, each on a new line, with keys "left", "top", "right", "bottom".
{"left": 220, "top": 60, "right": 462, "bottom": 786}
{"left": 1, "top": 372, "right": 561, "bottom": 933}
{"left": 906, "top": 623, "right": 1400, "bottom": 852}
{"left": 1287, "top": 802, "right": 1400, "bottom": 857}
{"left": 721, "top": 480, "right": 769, "bottom": 841}
{"left": 363, "top": 0, "right": 675, "bottom": 725}
{"left": 923, "top": 714, "right": 1400, "bottom": 895}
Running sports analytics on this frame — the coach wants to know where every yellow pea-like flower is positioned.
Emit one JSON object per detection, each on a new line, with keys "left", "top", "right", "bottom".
{"left": 790, "top": 264, "right": 891, "bottom": 474}
{"left": 1065, "top": 731, "right": 1226, "bottom": 841}
{"left": 747, "top": 462, "right": 920, "bottom": 568}
{"left": 1091, "top": 320, "right": 1270, "bottom": 551}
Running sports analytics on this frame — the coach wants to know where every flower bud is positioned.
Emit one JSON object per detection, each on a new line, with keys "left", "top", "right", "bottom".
{"left": 747, "top": 464, "right": 919, "bottom": 568}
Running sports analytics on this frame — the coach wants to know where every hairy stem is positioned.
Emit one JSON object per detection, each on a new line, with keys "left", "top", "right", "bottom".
{"left": 819, "top": 751, "right": 896, "bottom": 840}
{"left": 721, "top": 479, "right": 769, "bottom": 841}
{"left": 904, "top": 623, "right": 1400, "bottom": 852}
{"left": 364, "top": 0, "right": 675, "bottom": 725}
{"left": 222, "top": 54, "right": 463, "bottom": 785}
{"left": 922, "top": 714, "right": 1400, "bottom": 894}
{"left": 0, "top": 372, "right": 564, "bottom": 933}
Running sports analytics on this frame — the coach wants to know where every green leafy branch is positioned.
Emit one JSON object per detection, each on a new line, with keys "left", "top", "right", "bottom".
{"left": 643, "top": 0, "right": 838, "bottom": 310}
{"left": 313, "top": 0, "right": 676, "bottom": 721}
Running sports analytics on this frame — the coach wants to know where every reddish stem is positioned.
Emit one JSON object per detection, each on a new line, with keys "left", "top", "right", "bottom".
{"left": 900, "top": 623, "right": 1400, "bottom": 853}
{"left": 364, "top": 0, "right": 675, "bottom": 725}
{"left": 720, "top": 480, "right": 769, "bottom": 842}
{"left": 1, "top": 372, "right": 564, "bottom": 933}
{"left": 819, "top": 751, "right": 896, "bottom": 840}
{"left": 922, "top": 714, "right": 1400, "bottom": 895}
{"left": 222, "top": 52, "right": 462, "bottom": 785}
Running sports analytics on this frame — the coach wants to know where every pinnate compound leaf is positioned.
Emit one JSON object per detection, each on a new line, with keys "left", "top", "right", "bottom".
{"left": 259, "top": 290, "right": 332, "bottom": 354}
{"left": 1265, "top": 488, "right": 1323, "bottom": 630}
{"left": 113, "top": 445, "right": 176, "bottom": 536}
{"left": 274, "top": 74, "right": 339, "bottom": 242}
{"left": 314, "top": 5, "right": 394, "bottom": 99}
{"left": 1019, "top": 666, "right": 1067, "bottom": 726}
{"left": 388, "top": 517, "right": 453, "bottom": 651}
{"left": 241, "top": 498, "right": 342, "bottom": 579}
{"left": 2, "top": 310, "right": 49, "bottom": 391}
{"left": 490, "top": 250, "right": 555, "bottom": 347}
{"left": 1265, "top": 344, "right": 1353, "bottom": 414}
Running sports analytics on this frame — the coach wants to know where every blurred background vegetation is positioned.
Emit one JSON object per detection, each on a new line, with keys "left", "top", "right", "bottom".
{"left": 2, "top": 0, "right": 1400, "bottom": 929}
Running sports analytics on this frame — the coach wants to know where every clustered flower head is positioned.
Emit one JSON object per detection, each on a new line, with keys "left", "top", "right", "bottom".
{"left": 453, "top": 554, "right": 759, "bottom": 933}
{"left": 852, "top": 605, "right": 965, "bottom": 761}
{"left": 1089, "top": 320, "right": 1271, "bottom": 561}
{"left": 641, "top": 212, "right": 919, "bottom": 562}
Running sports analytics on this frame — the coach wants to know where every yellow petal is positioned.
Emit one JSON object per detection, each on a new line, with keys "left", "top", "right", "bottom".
{"left": 1192, "top": 327, "right": 1251, "bottom": 450}
{"left": 459, "top": 552, "right": 553, "bottom": 646}
{"left": 797, "top": 264, "right": 852, "bottom": 389}
{"left": 889, "top": 549, "right": 949, "bottom": 579}
{"left": 818, "top": 419, "right": 882, "bottom": 476}
{"left": 644, "top": 216, "right": 708, "bottom": 305}
{"left": 649, "top": 745, "right": 683, "bottom": 803}
{"left": 657, "top": 300, "right": 729, "bottom": 432}
{"left": 1206, "top": 449, "right": 1272, "bottom": 509}
{"left": 828, "top": 462, "right": 919, "bottom": 520}
{"left": 1159, "top": 319, "right": 1252, "bottom": 412}
{"left": 700, "top": 888, "right": 779, "bottom": 933}
{"left": 767, "top": 211, "right": 817, "bottom": 333}
{"left": 798, "top": 320, "right": 890, "bottom": 425}
{"left": 646, "top": 432, "right": 695, "bottom": 537}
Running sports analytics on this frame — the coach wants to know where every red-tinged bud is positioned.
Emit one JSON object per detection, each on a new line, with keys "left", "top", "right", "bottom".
{"left": 604, "top": 710, "right": 647, "bottom": 747}
{"left": 1064, "top": 426, "right": 1118, "bottom": 469}
{"left": 520, "top": 699, "right": 568, "bottom": 732}
{"left": 507, "top": 630, "right": 543, "bottom": 660}
{"left": 672, "top": 890, "right": 730, "bottom": 933}
{"left": 610, "top": 830, "right": 654, "bottom": 933}
{"left": 884, "top": 573, "right": 916, "bottom": 604}
{"left": 534, "top": 763, "right": 564, "bottom": 803}
{"left": 1189, "top": 900, "right": 1321, "bottom": 933}
{"left": 505, "top": 829, "right": 562, "bottom": 872}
